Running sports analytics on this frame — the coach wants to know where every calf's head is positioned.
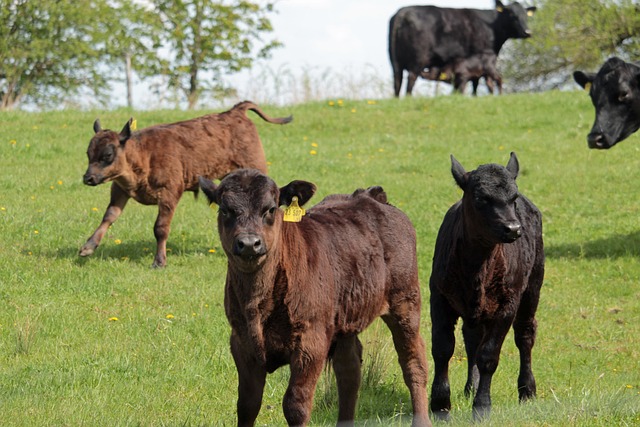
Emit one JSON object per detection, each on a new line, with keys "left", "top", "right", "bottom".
{"left": 574, "top": 57, "right": 640, "bottom": 149}
{"left": 452, "top": 152, "right": 522, "bottom": 244}
{"left": 199, "top": 169, "right": 316, "bottom": 273}
{"left": 83, "top": 118, "right": 133, "bottom": 186}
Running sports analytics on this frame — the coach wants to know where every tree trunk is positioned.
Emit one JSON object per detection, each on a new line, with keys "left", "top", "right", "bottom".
{"left": 125, "top": 52, "right": 133, "bottom": 108}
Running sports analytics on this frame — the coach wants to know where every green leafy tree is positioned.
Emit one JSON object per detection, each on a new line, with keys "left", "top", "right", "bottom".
{"left": 154, "top": 0, "right": 281, "bottom": 109}
{"left": 500, "top": 0, "right": 640, "bottom": 92}
{"left": 99, "top": 1, "right": 166, "bottom": 108}
{"left": 0, "top": 0, "right": 105, "bottom": 109}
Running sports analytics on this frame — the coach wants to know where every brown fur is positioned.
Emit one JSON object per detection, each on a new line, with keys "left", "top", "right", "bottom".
{"left": 199, "top": 169, "right": 431, "bottom": 427}
{"left": 79, "top": 101, "right": 291, "bottom": 267}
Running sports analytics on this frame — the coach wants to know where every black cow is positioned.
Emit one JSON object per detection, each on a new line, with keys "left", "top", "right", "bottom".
{"left": 574, "top": 57, "right": 640, "bottom": 149}
{"left": 429, "top": 153, "right": 544, "bottom": 421}
{"left": 421, "top": 51, "right": 502, "bottom": 96}
{"left": 389, "top": 1, "right": 535, "bottom": 97}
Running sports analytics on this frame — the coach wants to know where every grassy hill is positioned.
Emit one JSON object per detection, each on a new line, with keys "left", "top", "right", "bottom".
{"left": 0, "top": 91, "right": 639, "bottom": 425}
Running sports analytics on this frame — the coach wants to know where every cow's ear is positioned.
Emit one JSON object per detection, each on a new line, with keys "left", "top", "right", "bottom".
{"left": 506, "top": 152, "right": 519, "bottom": 179}
{"left": 198, "top": 177, "right": 220, "bottom": 205}
{"left": 451, "top": 155, "right": 468, "bottom": 190}
{"left": 526, "top": 7, "right": 536, "bottom": 17}
{"left": 119, "top": 118, "right": 133, "bottom": 144}
{"left": 93, "top": 119, "right": 102, "bottom": 134}
{"left": 495, "top": 0, "right": 505, "bottom": 12}
{"left": 573, "top": 71, "right": 595, "bottom": 90}
{"left": 279, "top": 180, "right": 316, "bottom": 207}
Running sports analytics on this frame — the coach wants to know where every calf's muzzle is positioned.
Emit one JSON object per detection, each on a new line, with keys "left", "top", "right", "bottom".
{"left": 233, "top": 233, "right": 265, "bottom": 258}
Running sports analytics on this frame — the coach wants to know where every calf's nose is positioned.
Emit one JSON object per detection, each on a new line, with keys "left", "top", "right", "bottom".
{"left": 234, "top": 234, "right": 264, "bottom": 258}
{"left": 83, "top": 173, "right": 96, "bottom": 186}
{"left": 504, "top": 222, "right": 522, "bottom": 241}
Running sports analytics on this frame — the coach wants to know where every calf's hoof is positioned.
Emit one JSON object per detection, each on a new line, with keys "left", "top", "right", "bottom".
{"left": 79, "top": 245, "right": 95, "bottom": 257}
{"left": 431, "top": 409, "right": 450, "bottom": 422}
{"left": 472, "top": 405, "right": 490, "bottom": 422}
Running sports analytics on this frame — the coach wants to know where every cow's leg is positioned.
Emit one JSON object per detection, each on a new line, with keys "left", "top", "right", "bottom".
{"left": 332, "top": 334, "right": 363, "bottom": 425}
{"left": 79, "top": 183, "right": 129, "bottom": 257}
{"left": 283, "top": 332, "right": 327, "bottom": 426}
{"left": 393, "top": 68, "right": 403, "bottom": 97}
{"left": 471, "top": 78, "right": 480, "bottom": 96}
{"left": 472, "top": 317, "right": 513, "bottom": 421}
{"left": 513, "top": 281, "right": 541, "bottom": 402}
{"left": 485, "top": 77, "right": 495, "bottom": 95}
{"left": 462, "top": 322, "right": 481, "bottom": 397}
{"left": 152, "top": 192, "right": 180, "bottom": 268}
{"left": 382, "top": 308, "right": 431, "bottom": 427}
{"left": 429, "top": 291, "right": 457, "bottom": 421}
{"left": 230, "top": 331, "right": 266, "bottom": 427}
{"left": 406, "top": 71, "right": 419, "bottom": 96}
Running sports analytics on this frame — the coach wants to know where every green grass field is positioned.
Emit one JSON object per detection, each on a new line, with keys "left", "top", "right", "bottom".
{"left": 1, "top": 91, "right": 639, "bottom": 426}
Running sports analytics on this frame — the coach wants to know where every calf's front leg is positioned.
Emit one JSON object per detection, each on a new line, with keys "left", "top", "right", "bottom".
{"left": 80, "top": 183, "right": 129, "bottom": 257}
{"left": 230, "top": 331, "right": 267, "bottom": 427}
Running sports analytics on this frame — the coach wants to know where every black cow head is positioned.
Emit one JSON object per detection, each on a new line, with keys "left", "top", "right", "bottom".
{"left": 83, "top": 118, "right": 133, "bottom": 186}
{"left": 495, "top": 1, "right": 536, "bottom": 39}
{"left": 574, "top": 57, "right": 640, "bottom": 149}
{"left": 452, "top": 152, "right": 522, "bottom": 244}
{"left": 199, "top": 169, "right": 316, "bottom": 273}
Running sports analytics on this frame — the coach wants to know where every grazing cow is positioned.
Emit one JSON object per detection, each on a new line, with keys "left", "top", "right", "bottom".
{"left": 429, "top": 153, "right": 544, "bottom": 421}
{"left": 80, "top": 101, "right": 291, "bottom": 268}
{"left": 389, "top": 0, "right": 535, "bottom": 97}
{"left": 574, "top": 57, "right": 640, "bottom": 149}
{"left": 198, "top": 169, "right": 431, "bottom": 427}
{"left": 421, "top": 51, "right": 503, "bottom": 96}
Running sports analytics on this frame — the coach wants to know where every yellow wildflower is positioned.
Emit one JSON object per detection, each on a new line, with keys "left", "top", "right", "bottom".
{"left": 108, "top": 317, "right": 119, "bottom": 322}
{"left": 208, "top": 248, "right": 216, "bottom": 253}
{"left": 166, "top": 314, "right": 175, "bottom": 320}
{"left": 310, "top": 150, "right": 317, "bottom": 155}
{"left": 114, "top": 239, "right": 122, "bottom": 245}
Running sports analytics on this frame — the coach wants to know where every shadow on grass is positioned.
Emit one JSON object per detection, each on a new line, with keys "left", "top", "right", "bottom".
{"left": 546, "top": 230, "right": 640, "bottom": 259}
{"left": 48, "top": 240, "right": 220, "bottom": 266}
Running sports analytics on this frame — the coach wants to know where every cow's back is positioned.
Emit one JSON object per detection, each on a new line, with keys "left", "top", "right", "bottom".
{"left": 134, "top": 110, "right": 267, "bottom": 193}
{"left": 390, "top": 6, "right": 493, "bottom": 72}
{"left": 288, "top": 190, "right": 418, "bottom": 333}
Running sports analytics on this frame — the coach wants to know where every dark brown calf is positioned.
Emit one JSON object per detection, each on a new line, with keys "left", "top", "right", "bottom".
{"left": 199, "top": 169, "right": 431, "bottom": 427}
{"left": 429, "top": 153, "right": 544, "bottom": 421}
{"left": 80, "top": 101, "right": 291, "bottom": 267}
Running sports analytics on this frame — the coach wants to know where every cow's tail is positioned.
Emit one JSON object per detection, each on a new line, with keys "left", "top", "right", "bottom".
{"left": 234, "top": 100, "right": 293, "bottom": 125}
{"left": 388, "top": 11, "right": 403, "bottom": 97}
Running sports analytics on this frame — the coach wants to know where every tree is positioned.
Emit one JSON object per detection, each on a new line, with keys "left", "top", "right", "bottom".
{"left": 99, "top": 1, "right": 166, "bottom": 108}
{"left": 154, "top": 0, "right": 282, "bottom": 109}
{"left": 500, "top": 0, "right": 640, "bottom": 92}
{"left": 0, "top": 0, "right": 104, "bottom": 109}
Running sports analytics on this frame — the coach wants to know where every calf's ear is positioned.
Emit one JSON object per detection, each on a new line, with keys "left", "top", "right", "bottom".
{"left": 506, "top": 151, "right": 519, "bottom": 179}
{"left": 93, "top": 119, "right": 102, "bottom": 134}
{"left": 451, "top": 155, "right": 468, "bottom": 190}
{"left": 279, "top": 180, "right": 317, "bottom": 207}
{"left": 573, "top": 71, "right": 595, "bottom": 90}
{"left": 198, "top": 177, "right": 220, "bottom": 205}
{"left": 119, "top": 118, "right": 133, "bottom": 144}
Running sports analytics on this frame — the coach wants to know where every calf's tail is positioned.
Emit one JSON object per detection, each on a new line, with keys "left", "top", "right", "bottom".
{"left": 234, "top": 100, "right": 293, "bottom": 125}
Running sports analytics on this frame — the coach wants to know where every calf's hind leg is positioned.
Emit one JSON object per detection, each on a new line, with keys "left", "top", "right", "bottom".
{"left": 80, "top": 183, "right": 129, "bottom": 257}
{"left": 382, "top": 307, "right": 431, "bottom": 427}
{"left": 513, "top": 286, "right": 541, "bottom": 402}
{"left": 332, "top": 334, "right": 363, "bottom": 424}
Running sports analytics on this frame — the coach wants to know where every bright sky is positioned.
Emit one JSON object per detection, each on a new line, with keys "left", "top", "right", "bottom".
{"left": 131, "top": 0, "right": 499, "bottom": 108}
{"left": 220, "top": 0, "right": 496, "bottom": 105}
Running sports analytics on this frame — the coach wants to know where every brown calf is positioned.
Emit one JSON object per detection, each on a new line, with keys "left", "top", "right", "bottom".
{"left": 80, "top": 101, "right": 291, "bottom": 267}
{"left": 199, "top": 169, "right": 431, "bottom": 427}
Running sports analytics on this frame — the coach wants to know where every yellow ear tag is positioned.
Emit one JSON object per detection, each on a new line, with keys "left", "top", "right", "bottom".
{"left": 584, "top": 82, "right": 592, "bottom": 92}
{"left": 439, "top": 72, "right": 448, "bottom": 80}
{"left": 283, "top": 196, "right": 305, "bottom": 222}
{"left": 496, "top": 6, "right": 504, "bottom": 12}
{"left": 130, "top": 119, "right": 137, "bottom": 130}
{"left": 527, "top": 10, "right": 534, "bottom": 17}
